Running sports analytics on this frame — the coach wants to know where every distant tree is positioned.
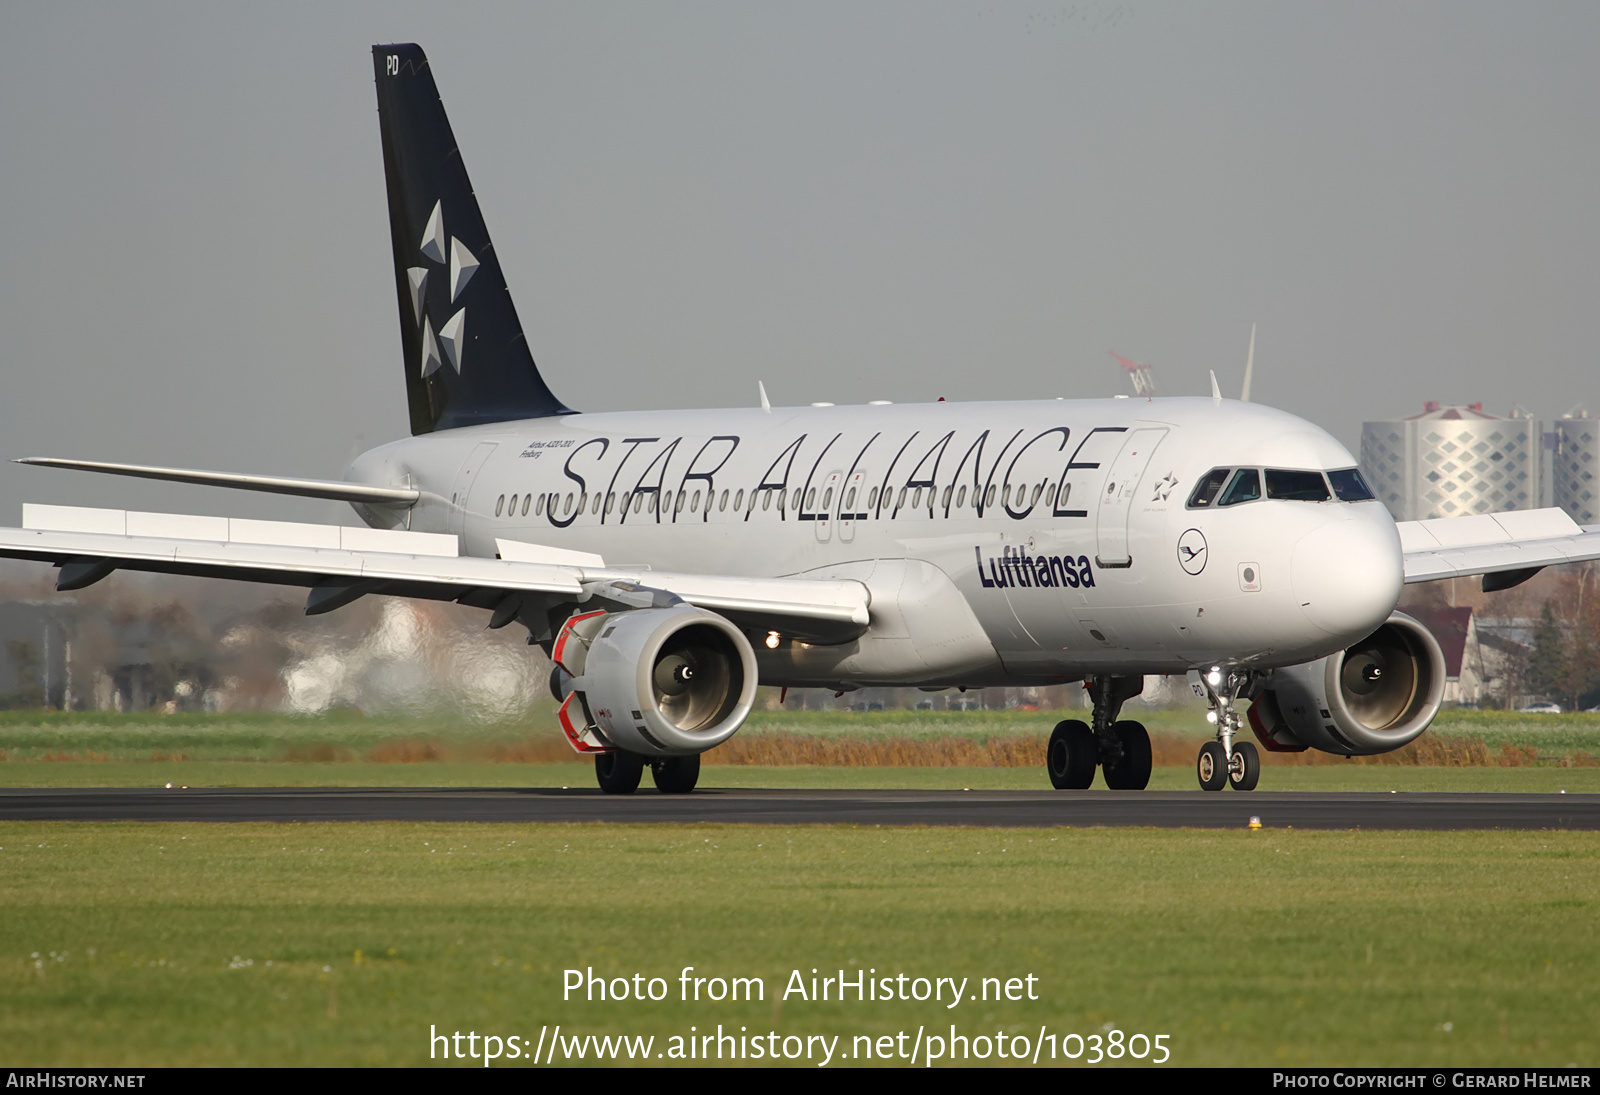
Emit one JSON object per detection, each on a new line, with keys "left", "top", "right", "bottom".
{"left": 1570, "top": 582, "right": 1600, "bottom": 711}
{"left": 1526, "top": 601, "right": 1568, "bottom": 705}
{"left": 2, "top": 640, "right": 43, "bottom": 708}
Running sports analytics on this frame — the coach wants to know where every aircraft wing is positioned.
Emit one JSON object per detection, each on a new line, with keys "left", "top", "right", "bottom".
{"left": 0, "top": 505, "right": 870, "bottom": 643}
{"left": 1399, "top": 507, "right": 1600, "bottom": 590}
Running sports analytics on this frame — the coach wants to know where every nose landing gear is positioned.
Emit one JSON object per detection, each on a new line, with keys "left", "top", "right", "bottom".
{"left": 1191, "top": 666, "right": 1260, "bottom": 791}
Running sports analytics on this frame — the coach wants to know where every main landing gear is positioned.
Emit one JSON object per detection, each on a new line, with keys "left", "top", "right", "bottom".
{"left": 594, "top": 751, "right": 701, "bottom": 794}
{"left": 1192, "top": 666, "right": 1259, "bottom": 792}
{"left": 1047, "top": 675, "right": 1152, "bottom": 790}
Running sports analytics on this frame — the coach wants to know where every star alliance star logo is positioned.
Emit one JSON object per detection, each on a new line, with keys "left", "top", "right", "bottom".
{"left": 406, "top": 200, "right": 479, "bottom": 377}
{"left": 1152, "top": 471, "right": 1178, "bottom": 502}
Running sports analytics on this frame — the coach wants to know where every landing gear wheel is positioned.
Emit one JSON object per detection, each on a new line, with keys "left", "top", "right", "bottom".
{"left": 1196, "top": 741, "right": 1228, "bottom": 792}
{"left": 1228, "top": 741, "right": 1260, "bottom": 791}
{"left": 651, "top": 754, "right": 701, "bottom": 794}
{"left": 1102, "top": 720, "right": 1152, "bottom": 790}
{"left": 594, "top": 750, "right": 644, "bottom": 794}
{"left": 1047, "top": 720, "right": 1097, "bottom": 790}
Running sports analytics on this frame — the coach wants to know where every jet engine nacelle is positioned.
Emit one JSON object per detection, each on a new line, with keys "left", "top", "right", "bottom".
{"left": 552, "top": 604, "right": 758, "bottom": 756}
{"left": 1248, "top": 611, "right": 1446, "bottom": 756}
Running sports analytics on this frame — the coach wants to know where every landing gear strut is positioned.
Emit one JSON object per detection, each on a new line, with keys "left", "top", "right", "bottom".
{"left": 1190, "top": 666, "right": 1260, "bottom": 792}
{"left": 1047, "top": 675, "right": 1151, "bottom": 790}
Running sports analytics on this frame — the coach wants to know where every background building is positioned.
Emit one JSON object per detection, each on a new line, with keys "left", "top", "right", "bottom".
{"left": 1360, "top": 402, "right": 1543, "bottom": 522}
{"left": 1550, "top": 408, "right": 1599, "bottom": 525}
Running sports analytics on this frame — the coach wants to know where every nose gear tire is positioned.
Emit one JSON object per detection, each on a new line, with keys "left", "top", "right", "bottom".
{"left": 1197, "top": 740, "right": 1228, "bottom": 792}
{"left": 1228, "top": 741, "right": 1260, "bottom": 791}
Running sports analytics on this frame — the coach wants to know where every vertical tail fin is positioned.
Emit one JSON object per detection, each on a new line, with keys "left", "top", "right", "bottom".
{"left": 373, "top": 44, "right": 575, "bottom": 434}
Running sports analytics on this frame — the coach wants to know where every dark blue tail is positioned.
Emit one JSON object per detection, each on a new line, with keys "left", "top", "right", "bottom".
{"left": 373, "top": 44, "right": 575, "bottom": 434}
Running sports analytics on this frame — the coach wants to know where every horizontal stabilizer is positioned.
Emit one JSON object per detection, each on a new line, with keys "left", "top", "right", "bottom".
{"left": 16, "top": 458, "right": 419, "bottom": 507}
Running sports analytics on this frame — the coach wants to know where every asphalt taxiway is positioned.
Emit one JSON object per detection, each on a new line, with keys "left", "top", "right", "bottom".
{"left": 1, "top": 787, "right": 1596, "bottom": 829}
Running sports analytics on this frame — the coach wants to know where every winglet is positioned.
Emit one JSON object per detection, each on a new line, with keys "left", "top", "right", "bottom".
{"left": 758, "top": 381, "right": 771, "bottom": 414}
{"left": 1209, "top": 370, "right": 1222, "bottom": 406}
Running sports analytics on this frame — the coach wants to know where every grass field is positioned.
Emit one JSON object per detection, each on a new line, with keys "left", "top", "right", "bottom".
{"left": 2, "top": 709, "right": 1596, "bottom": 1068}
{"left": 1, "top": 706, "right": 1597, "bottom": 763}
{"left": 7, "top": 761, "right": 1600, "bottom": 793}
{"left": 1, "top": 707, "right": 1597, "bottom": 792}
{"left": 1, "top": 823, "right": 1594, "bottom": 1067}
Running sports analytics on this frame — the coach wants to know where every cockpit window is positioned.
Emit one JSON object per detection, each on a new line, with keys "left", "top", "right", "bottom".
{"left": 1264, "top": 469, "right": 1331, "bottom": 502}
{"left": 1328, "top": 468, "right": 1376, "bottom": 502}
{"left": 1217, "top": 468, "right": 1261, "bottom": 507}
{"left": 1187, "top": 467, "right": 1232, "bottom": 508}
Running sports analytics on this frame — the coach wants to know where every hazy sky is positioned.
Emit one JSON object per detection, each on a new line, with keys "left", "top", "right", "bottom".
{"left": 3, "top": 2, "right": 1598, "bottom": 525}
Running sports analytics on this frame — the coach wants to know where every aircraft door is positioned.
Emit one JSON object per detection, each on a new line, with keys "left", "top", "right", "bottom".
{"left": 1095, "top": 428, "right": 1167, "bottom": 567}
{"left": 450, "top": 441, "right": 498, "bottom": 537}
{"left": 838, "top": 471, "right": 866, "bottom": 543}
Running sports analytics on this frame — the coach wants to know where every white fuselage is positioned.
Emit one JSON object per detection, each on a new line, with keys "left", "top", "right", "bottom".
{"left": 345, "top": 395, "right": 1404, "bottom": 688}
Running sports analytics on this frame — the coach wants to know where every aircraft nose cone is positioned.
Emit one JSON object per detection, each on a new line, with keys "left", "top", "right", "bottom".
{"left": 1291, "top": 514, "right": 1403, "bottom": 641}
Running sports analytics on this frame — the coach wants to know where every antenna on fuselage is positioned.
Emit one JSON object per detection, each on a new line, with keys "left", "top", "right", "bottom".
{"left": 1209, "top": 370, "right": 1222, "bottom": 407}
{"left": 1241, "top": 323, "right": 1257, "bottom": 402}
{"left": 758, "top": 381, "right": 771, "bottom": 414}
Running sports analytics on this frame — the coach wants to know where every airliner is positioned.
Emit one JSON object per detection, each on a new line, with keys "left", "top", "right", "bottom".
{"left": 3, "top": 44, "right": 1596, "bottom": 795}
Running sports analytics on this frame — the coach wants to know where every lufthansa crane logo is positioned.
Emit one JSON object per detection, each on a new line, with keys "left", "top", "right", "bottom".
{"left": 1177, "top": 528, "right": 1207, "bottom": 575}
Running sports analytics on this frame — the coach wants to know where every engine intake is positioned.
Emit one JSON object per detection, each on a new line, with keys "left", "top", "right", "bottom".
{"left": 1248, "top": 611, "right": 1446, "bottom": 756}
{"left": 553, "top": 605, "right": 758, "bottom": 756}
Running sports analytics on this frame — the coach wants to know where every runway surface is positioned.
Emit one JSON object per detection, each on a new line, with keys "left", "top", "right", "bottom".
{"left": 1, "top": 786, "right": 1597, "bottom": 829}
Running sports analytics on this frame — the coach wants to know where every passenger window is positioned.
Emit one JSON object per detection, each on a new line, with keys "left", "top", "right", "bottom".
{"left": 1328, "top": 468, "right": 1376, "bottom": 502}
{"left": 1187, "top": 468, "right": 1232, "bottom": 508}
{"left": 957, "top": 485, "right": 967, "bottom": 508}
{"left": 522, "top": 494, "right": 532, "bottom": 517}
{"left": 1217, "top": 469, "right": 1260, "bottom": 507}
{"left": 495, "top": 495, "right": 505, "bottom": 516}
{"left": 1265, "top": 469, "right": 1331, "bottom": 502}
